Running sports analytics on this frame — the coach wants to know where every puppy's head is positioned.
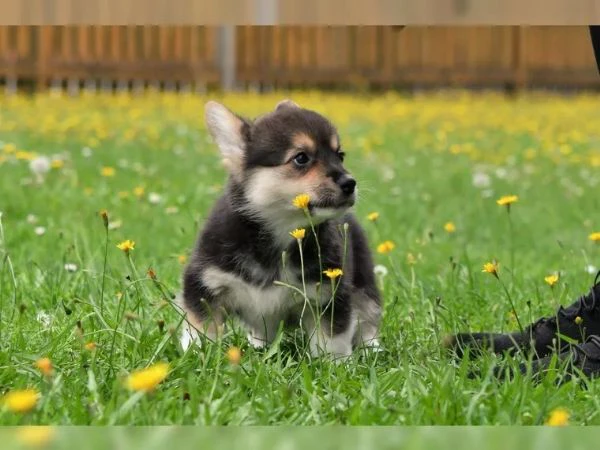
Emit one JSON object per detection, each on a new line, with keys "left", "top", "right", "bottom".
{"left": 204, "top": 99, "right": 356, "bottom": 229}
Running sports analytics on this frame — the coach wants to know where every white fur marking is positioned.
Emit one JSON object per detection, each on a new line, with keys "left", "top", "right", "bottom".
{"left": 202, "top": 266, "right": 297, "bottom": 344}
{"left": 304, "top": 313, "right": 356, "bottom": 360}
{"left": 242, "top": 168, "right": 354, "bottom": 248}
{"left": 180, "top": 323, "right": 199, "bottom": 351}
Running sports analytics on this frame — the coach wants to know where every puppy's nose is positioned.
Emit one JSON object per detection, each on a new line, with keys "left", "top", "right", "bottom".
{"left": 339, "top": 176, "right": 356, "bottom": 195}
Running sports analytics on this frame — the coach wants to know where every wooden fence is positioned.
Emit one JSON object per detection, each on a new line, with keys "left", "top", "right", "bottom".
{"left": 0, "top": 26, "right": 598, "bottom": 92}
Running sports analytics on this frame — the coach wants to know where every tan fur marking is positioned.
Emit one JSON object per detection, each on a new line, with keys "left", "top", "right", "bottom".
{"left": 292, "top": 132, "right": 316, "bottom": 151}
{"left": 330, "top": 134, "right": 339, "bottom": 150}
{"left": 303, "top": 163, "right": 327, "bottom": 182}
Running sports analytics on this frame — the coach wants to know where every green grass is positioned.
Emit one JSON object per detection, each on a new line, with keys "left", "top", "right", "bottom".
{"left": 1, "top": 90, "right": 600, "bottom": 425}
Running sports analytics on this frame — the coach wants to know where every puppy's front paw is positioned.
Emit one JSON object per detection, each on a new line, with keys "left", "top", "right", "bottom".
{"left": 247, "top": 333, "right": 268, "bottom": 349}
{"left": 180, "top": 324, "right": 200, "bottom": 351}
{"left": 362, "top": 337, "right": 382, "bottom": 353}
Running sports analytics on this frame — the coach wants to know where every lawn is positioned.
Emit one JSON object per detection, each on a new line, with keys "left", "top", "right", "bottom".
{"left": 1, "top": 90, "right": 600, "bottom": 426}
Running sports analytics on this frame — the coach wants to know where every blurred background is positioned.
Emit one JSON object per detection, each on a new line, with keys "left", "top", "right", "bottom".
{"left": 0, "top": 26, "right": 598, "bottom": 94}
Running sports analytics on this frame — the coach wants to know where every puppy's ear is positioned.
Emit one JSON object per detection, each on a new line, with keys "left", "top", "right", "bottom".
{"left": 204, "top": 101, "right": 250, "bottom": 176}
{"left": 275, "top": 99, "right": 300, "bottom": 111}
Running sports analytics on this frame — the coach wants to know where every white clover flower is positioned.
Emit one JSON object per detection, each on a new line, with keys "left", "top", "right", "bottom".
{"left": 29, "top": 156, "right": 51, "bottom": 179}
{"left": 472, "top": 171, "right": 491, "bottom": 188}
{"left": 36, "top": 311, "right": 51, "bottom": 326}
{"left": 34, "top": 226, "right": 46, "bottom": 236}
{"left": 64, "top": 263, "right": 78, "bottom": 272}
{"left": 494, "top": 167, "right": 508, "bottom": 179}
{"left": 374, "top": 265, "right": 389, "bottom": 278}
{"left": 148, "top": 192, "right": 162, "bottom": 204}
{"left": 26, "top": 214, "right": 38, "bottom": 224}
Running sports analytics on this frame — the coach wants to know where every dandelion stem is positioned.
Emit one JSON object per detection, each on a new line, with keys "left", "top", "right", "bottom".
{"left": 507, "top": 210, "right": 515, "bottom": 280}
{"left": 304, "top": 210, "right": 323, "bottom": 301}
{"left": 328, "top": 223, "right": 349, "bottom": 335}
{"left": 497, "top": 275, "right": 523, "bottom": 333}
{"left": 273, "top": 281, "right": 312, "bottom": 301}
{"left": 125, "top": 254, "right": 145, "bottom": 319}
{"left": 296, "top": 238, "right": 312, "bottom": 325}
{"left": 108, "top": 288, "right": 127, "bottom": 375}
{"left": 100, "top": 226, "right": 108, "bottom": 316}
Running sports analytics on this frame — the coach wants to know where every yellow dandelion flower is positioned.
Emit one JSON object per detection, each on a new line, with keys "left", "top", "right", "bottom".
{"left": 50, "top": 159, "right": 64, "bottom": 169}
{"left": 126, "top": 362, "right": 169, "bottom": 392}
{"left": 292, "top": 194, "right": 310, "bottom": 209}
{"left": 16, "top": 151, "right": 38, "bottom": 161}
{"left": 84, "top": 342, "right": 97, "bottom": 351}
{"left": 406, "top": 253, "right": 417, "bottom": 265}
{"left": 116, "top": 239, "right": 135, "bottom": 253}
{"left": 35, "top": 358, "right": 53, "bottom": 377}
{"left": 16, "top": 426, "right": 56, "bottom": 446}
{"left": 367, "top": 212, "right": 380, "bottom": 222}
{"left": 482, "top": 261, "right": 499, "bottom": 277}
{"left": 496, "top": 195, "right": 518, "bottom": 206}
{"left": 545, "top": 407, "right": 569, "bottom": 426}
{"left": 2, "top": 389, "right": 40, "bottom": 413}
{"left": 589, "top": 232, "right": 600, "bottom": 242}
{"left": 575, "top": 316, "right": 583, "bottom": 325}
{"left": 178, "top": 255, "right": 187, "bottom": 265}
{"left": 133, "top": 186, "right": 145, "bottom": 198}
{"left": 444, "top": 222, "right": 456, "bottom": 233}
{"left": 100, "top": 166, "right": 116, "bottom": 177}
{"left": 3, "top": 143, "right": 16, "bottom": 154}
{"left": 544, "top": 274, "right": 559, "bottom": 287}
{"left": 377, "top": 241, "right": 395, "bottom": 254}
{"left": 227, "top": 346, "right": 242, "bottom": 365}
{"left": 116, "top": 292, "right": 123, "bottom": 300}
{"left": 323, "top": 268, "right": 343, "bottom": 279}
{"left": 118, "top": 191, "right": 130, "bottom": 199}
{"left": 290, "top": 228, "right": 306, "bottom": 240}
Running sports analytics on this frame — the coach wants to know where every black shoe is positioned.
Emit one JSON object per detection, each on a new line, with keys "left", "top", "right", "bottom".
{"left": 490, "top": 335, "right": 600, "bottom": 384}
{"left": 444, "top": 271, "right": 600, "bottom": 359}
{"left": 526, "top": 335, "right": 600, "bottom": 383}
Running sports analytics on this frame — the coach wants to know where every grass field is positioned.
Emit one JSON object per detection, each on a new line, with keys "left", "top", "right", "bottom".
{"left": 1, "top": 90, "right": 600, "bottom": 426}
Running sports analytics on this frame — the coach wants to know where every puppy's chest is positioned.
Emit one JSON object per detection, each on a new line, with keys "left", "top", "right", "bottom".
{"left": 202, "top": 262, "right": 329, "bottom": 320}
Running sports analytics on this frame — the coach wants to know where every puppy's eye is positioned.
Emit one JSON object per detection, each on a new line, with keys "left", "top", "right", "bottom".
{"left": 293, "top": 152, "right": 311, "bottom": 167}
{"left": 338, "top": 152, "right": 346, "bottom": 162}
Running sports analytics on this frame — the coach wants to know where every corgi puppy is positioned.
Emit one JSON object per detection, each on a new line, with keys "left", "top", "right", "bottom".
{"left": 179, "top": 99, "right": 381, "bottom": 358}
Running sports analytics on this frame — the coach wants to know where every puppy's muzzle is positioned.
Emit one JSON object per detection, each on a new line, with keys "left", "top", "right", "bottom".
{"left": 337, "top": 174, "right": 357, "bottom": 196}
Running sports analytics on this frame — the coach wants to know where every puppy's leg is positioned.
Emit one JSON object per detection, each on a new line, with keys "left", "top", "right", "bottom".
{"left": 352, "top": 291, "right": 382, "bottom": 350}
{"left": 344, "top": 215, "right": 383, "bottom": 350}
{"left": 180, "top": 303, "right": 225, "bottom": 351}
{"left": 180, "top": 270, "right": 225, "bottom": 351}
{"left": 248, "top": 318, "right": 279, "bottom": 348}
{"left": 302, "top": 295, "right": 355, "bottom": 360}
{"left": 246, "top": 316, "right": 282, "bottom": 349}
